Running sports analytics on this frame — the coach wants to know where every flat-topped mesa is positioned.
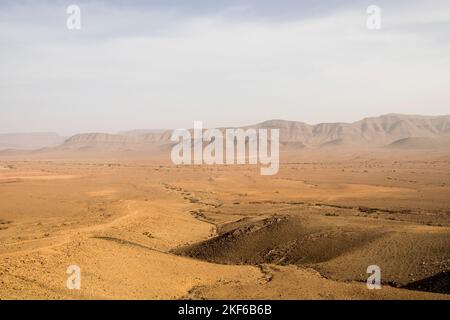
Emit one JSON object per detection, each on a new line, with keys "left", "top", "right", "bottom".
{"left": 3, "top": 114, "right": 449, "bottom": 154}
{"left": 252, "top": 114, "right": 450, "bottom": 148}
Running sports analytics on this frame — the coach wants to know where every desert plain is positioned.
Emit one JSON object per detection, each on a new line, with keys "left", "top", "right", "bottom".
{"left": 1, "top": 114, "right": 450, "bottom": 299}
{"left": 0, "top": 147, "right": 449, "bottom": 300}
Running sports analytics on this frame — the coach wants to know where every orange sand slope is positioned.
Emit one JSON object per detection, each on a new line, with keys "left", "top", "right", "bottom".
{"left": 0, "top": 153, "right": 449, "bottom": 299}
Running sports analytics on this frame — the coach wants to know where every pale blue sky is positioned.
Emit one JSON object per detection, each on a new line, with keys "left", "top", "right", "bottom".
{"left": 1, "top": 0, "right": 450, "bottom": 134}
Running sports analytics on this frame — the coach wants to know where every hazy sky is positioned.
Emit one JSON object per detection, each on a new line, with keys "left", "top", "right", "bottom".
{"left": 1, "top": 0, "right": 450, "bottom": 135}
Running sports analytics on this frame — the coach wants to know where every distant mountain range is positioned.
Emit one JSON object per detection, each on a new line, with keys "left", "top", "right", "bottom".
{"left": 0, "top": 132, "right": 65, "bottom": 151}
{"left": 1, "top": 114, "right": 450, "bottom": 155}
{"left": 251, "top": 114, "right": 450, "bottom": 149}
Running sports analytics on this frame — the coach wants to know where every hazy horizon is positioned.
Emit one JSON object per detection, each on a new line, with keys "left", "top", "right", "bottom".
{"left": 1, "top": 0, "right": 450, "bottom": 135}
{"left": 0, "top": 112, "right": 449, "bottom": 137}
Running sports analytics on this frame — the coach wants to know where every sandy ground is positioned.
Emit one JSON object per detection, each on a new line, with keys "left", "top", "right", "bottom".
{"left": 0, "top": 152, "right": 449, "bottom": 299}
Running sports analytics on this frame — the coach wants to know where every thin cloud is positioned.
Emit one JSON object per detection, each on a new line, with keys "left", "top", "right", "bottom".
{"left": 0, "top": 1, "right": 449, "bottom": 134}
